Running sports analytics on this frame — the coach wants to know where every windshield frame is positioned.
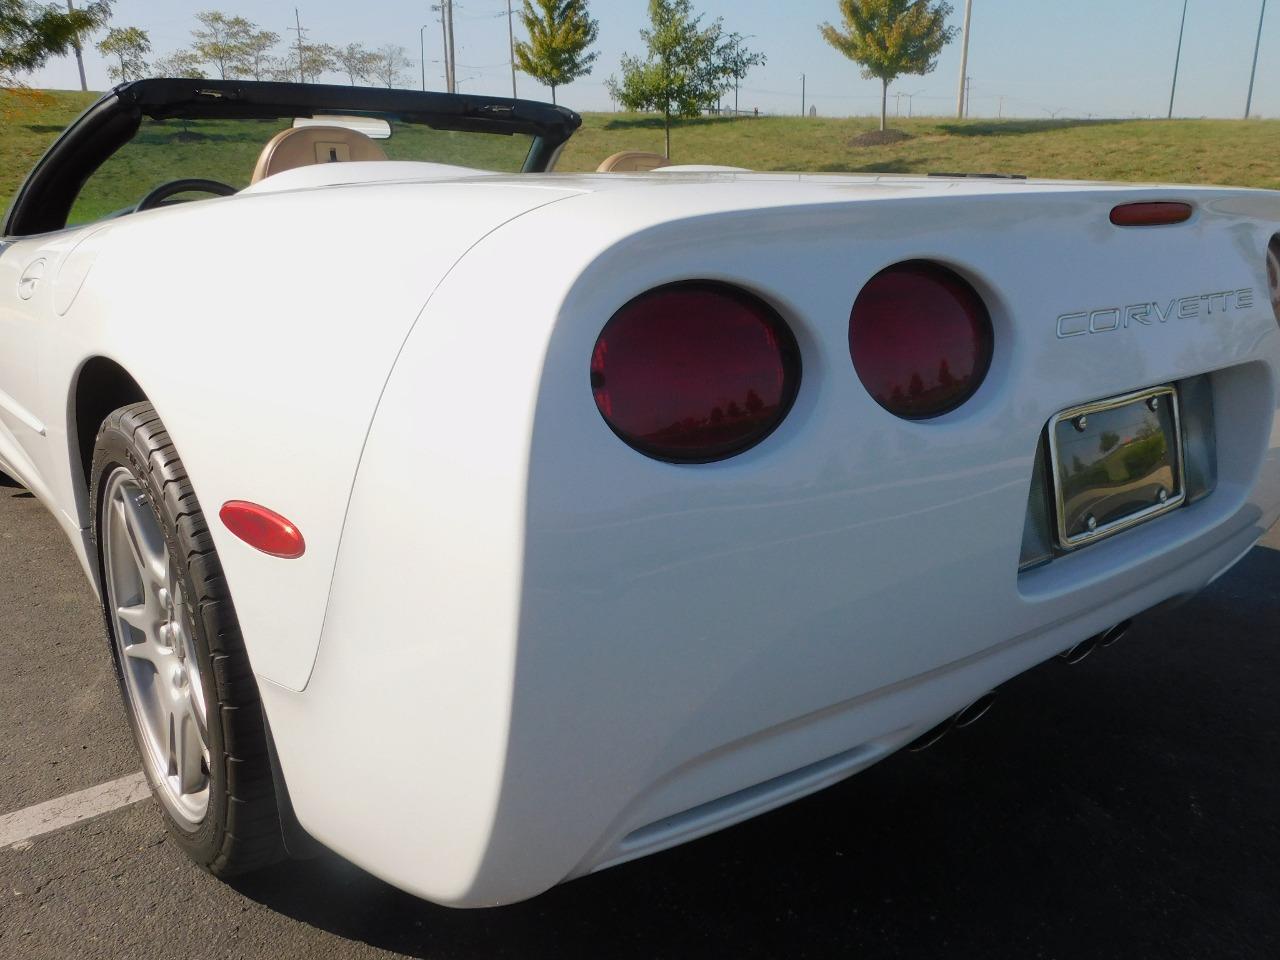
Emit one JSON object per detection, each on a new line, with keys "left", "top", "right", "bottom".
{"left": 3, "top": 78, "right": 582, "bottom": 237}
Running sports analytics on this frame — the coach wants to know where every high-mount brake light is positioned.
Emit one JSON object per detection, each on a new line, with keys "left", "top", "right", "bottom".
{"left": 590, "top": 282, "right": 801, "bottom": 463}
{"left": 848, "top": 261, "right": 994, "bottom": 420}
{"left": 1109, "top": 202, "right": 1193, "bottom": 227}
{"left": 1268, "top": 234, "right": 1280, "bottom": 326}
{"left": 219, "top": 501, "right": 306, "bottom": 559}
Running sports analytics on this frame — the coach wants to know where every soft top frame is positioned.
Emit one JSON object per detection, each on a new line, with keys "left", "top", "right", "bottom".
{"left": 4, "top": 78, "right": 582, "bottom": 236}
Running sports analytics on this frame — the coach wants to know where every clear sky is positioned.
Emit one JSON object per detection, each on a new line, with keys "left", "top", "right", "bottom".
{"left": 28, "top": 0, "right": 1280, "bottom": 119}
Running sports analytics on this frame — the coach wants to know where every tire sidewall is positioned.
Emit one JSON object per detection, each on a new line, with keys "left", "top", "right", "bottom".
{"left": 91, "top": 414, "right": 230, "bottom": 860}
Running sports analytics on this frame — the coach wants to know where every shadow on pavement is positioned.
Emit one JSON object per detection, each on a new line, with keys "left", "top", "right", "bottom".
{"left": 232, "top": 544, "right": 1280, "bottom": 959}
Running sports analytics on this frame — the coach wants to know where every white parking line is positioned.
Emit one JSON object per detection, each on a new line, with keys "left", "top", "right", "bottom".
{"left": 0, "top": 773, "right": 150, "bottom": 850}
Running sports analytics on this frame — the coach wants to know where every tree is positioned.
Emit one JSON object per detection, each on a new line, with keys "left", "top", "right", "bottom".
{"left": 370, "top": 43, "right": 411, "bottom": 88}
{"left": 152, "top": 49, "right": 207, "bottom": 79}
{"left": 294, "top": 41, "right": 335, "bottom": 83}
{"left": 513, "top": 0, "right": 599, "bottom": 106}
{"left": 0, "top": 0, "right": 110, "bottom": 87}
{"left": 334, "top": 41, "right": 379, "bottom": 85}
{"left": 240, "top": 27, "right": 279, "bottom": 81}
{"left": 820, "top": 0, "right": 956, "bottom": 131}
{"left": 191, "top": 10, "right": 253, "bottom": 79}
{"left": 608, "top": 0, "right": 745, "bottom": 159}
{"left": 96, "top": 25, "right": 149, "bottom": 83}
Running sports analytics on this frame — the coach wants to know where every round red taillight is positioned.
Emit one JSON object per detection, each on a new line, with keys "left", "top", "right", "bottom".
{"left": 849, "top": 261, "right": 993, "bottom": 420}
{"left": 1267, "top": 234, "right": 1280, "bottom": 326}
{"left": 591, "top": 282, "right": 801, "bottom": 462}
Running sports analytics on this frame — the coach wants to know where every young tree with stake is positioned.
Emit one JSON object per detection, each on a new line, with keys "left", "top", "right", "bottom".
{"left": 609, "top": 0, "right": 761, "bottom": 159}
{"left": 513, "top": 0, "right": 599, "bottom": 105}
{"left": 819, "top": 0, "right": 956, "bottom": 132}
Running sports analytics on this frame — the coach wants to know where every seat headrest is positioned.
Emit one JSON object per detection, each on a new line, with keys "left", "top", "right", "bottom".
{"left": 251, "top": 126, "right": 389, "bottom": 184}
{"left": 596, "top": 151, "right": 672, "bottom": 173}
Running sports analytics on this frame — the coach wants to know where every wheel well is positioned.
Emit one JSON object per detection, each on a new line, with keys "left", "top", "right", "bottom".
{"left": 72, "top": 357, "right": 147, "bottom": 489}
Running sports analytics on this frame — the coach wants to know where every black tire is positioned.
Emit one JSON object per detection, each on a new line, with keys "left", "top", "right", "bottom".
{"left": 91, "top": 402, "right": 283, "bottom": 876}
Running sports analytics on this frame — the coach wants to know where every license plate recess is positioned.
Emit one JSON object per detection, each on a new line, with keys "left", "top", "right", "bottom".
{"left": 1048, "top": 386, "right": 1184, "bottom": 549}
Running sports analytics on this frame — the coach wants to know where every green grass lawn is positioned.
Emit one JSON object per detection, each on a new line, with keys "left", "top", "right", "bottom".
{"left": 3, "top": 88, "right": 1278, "bottom": 221}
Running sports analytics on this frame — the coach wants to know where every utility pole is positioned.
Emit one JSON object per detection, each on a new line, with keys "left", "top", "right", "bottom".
{"left": 1246, "top": 0, "right": 1268, "bottom": 118}
{"left": 801, "top": 73, "right": 806, "bottom": 117}
{"left": 506, "top": 0, "right": 518, "bottom": 98}
{"left": 419, "top": 24, "right": 429, "bottom": 90}
{"left": 290, "top": 9, "right": 307, "bottom": 83}
{"left": 734, "top": 35, "right": 740, "bottom": 115}
{"left": 445, "top": 0, "right": 457, "bottom": 94}
{"left": 1169, "top": 0, "right": 1188, "bottom": 119}
{"left": 436, "top": 5, "right": 449, "bottom": 91}
{"left": 997, "top": 94, "right": 1005, "bottom": 119}
{"left": 65, "top": 0, "right": 88, "bottom": 90}
{"left": 965, "top": 75, "right": 972, "bottom": 117}
{"left": 956, "top": 0, "right": 973, "bottom": 118}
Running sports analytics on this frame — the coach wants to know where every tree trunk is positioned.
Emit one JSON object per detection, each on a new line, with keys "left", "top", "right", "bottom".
{"left": 880, "top": 78, "right": 888, "bottom": 132}
{"left": 664, "top": 105, "right": 671, "bottom": 159}
{"left": 551, "top": 84, "right": 556, "bottom": 105}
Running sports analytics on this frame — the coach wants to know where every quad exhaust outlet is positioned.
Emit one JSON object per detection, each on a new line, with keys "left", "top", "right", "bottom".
{"left": 1057, "top": 619, "right": 1133, "bottom": 665}
{"left": 907, "top": 690, "right": 998, "bottom": 752}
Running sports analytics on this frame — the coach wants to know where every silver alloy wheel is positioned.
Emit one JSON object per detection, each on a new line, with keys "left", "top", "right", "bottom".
{"left": 102, "top": 467, "right": 210, "bottom": 825}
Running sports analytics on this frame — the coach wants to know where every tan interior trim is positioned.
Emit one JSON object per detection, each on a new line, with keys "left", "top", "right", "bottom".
{"left": 250, "top": 126, "right": 389, "bottom": 184}
{"left": 596, "top": 151, "right": 671, "bottom": 173}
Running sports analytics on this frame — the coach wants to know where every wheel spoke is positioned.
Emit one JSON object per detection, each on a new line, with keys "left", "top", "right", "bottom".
{"left": 122, "top": 635, "right": 164, "bottom": 667}
{"left": 116, "top": 603, "right": 153, "bottom": 634}
{"left": 115, "top": 491, "right": 167, "bottom": 590}
{"left": 172, "top": 702, "right": 207, "bottom": 795}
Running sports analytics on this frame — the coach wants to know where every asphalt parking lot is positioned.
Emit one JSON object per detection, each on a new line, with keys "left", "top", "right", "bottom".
{"left": 2, "top": 470, "right": 1278, "bottom": 960}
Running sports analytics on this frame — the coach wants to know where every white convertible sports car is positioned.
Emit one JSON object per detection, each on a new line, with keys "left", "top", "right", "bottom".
{"left": 2, "top": 79, "right": 1279, "bottom": 906}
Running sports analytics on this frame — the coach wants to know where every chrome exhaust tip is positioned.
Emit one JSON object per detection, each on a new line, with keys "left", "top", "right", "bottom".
{"left": 1058, "top": 618, "right": 1134, "bottom": 664}
{"left": 1058, "top": 636, "right": 1098, "bottom": 665}
{"left": 1098, "top": 618, "right": 1133, "bottom": 648}
{"left": 907, "top": 691, "right": 997, "bottom": 752}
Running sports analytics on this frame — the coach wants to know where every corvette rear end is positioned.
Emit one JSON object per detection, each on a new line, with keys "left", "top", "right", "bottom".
{"left": 254, "top": 174, "right": 1280, "bottom": 905}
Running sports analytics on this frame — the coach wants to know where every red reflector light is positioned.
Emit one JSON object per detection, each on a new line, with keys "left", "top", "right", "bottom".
{"left": 849, "top": 261, "right": 993, "bottom": 420}
{"left": 591, "top": 282, "right": 801, "bottom": 462}
{"left": 219, "top": 501, "right": 306, "bottom": 559}
{"left": 1109, "top": 202, "right": 1193, "bottom": 227}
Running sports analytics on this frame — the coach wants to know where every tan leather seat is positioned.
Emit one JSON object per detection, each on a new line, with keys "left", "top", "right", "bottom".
{"left": 250, "top": 126, "right": 389, "bottom": 184}
{"left": 596, "top": 150, "right": 671, "bottom": 173}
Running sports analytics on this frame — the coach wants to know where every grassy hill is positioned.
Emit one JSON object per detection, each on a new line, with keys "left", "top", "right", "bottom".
{"left": 3, "top": 88, "right": 1278, "bottom": 218}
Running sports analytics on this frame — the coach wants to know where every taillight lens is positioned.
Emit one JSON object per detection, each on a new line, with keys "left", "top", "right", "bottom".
{"left": 591, "top": 282, "right": 801, "bottom": 462}
{"left": 849, "top": 261, "right": 993, "bottom": 419}
{"left": 1110, "top": 201, "right": 1193, "bottom": 227}
{"left": 1267, "top": 234, "right": 1280, "bottom": 325}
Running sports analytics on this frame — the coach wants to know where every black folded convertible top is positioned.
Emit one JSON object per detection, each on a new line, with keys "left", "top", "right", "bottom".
{"left": 4, "top": 78, "right": 582, "bottom": 237}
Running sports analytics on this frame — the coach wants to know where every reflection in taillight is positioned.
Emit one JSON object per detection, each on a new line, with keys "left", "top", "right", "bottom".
{"left": 590, "top": 282, "right": 801, "bottom": 462}
{"left": 1268, "top": 234, "right": 1280, "bottom": 326}
{"left": 848, "top": 261, "right": 993, "bottom": 420}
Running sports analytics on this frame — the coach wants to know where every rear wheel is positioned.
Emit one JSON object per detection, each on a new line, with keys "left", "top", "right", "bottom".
{"left": 91, "top": 402, "right": 283, "bottom": 875}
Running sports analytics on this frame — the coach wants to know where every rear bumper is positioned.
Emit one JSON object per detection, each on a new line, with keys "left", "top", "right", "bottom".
{"left": 256, "top": 192, "right": 1280, "bottom": 906}
{"left": 258, "top": 503, "right": 1272, "bottom": 906}
{"left": 258, "top": 353, "right": 1279, "bottom": 906}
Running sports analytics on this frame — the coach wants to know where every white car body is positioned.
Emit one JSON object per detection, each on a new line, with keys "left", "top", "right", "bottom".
{"left": 3, "top": 155, "right": 1279, "bottom": 906}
